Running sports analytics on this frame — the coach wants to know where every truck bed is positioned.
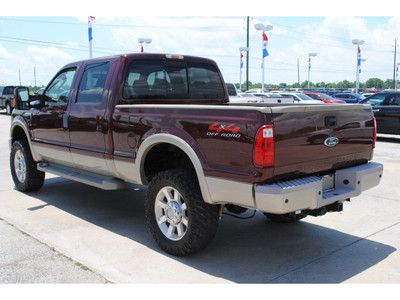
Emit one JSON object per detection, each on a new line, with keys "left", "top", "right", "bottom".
{"left": 113, "top": 103, "right": 374, "bottom": 184}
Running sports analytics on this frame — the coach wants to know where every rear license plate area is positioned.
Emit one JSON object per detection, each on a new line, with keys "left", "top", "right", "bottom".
{"left": 321, "top": 174, "right": 335, "bottom": 192}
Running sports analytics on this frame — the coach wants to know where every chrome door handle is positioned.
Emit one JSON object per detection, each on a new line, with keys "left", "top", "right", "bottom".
{"left": 62, "top": 114, "right": 69, "bottom": 129}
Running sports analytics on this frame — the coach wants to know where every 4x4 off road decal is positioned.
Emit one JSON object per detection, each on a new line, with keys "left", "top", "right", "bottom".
{"left": 207, "top": 122, "right": 241, "bottom": 138}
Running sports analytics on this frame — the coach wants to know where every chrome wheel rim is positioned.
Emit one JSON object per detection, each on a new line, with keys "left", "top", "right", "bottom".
{"left": 14, "top": 149, "right": 26, "bottom": 183}
{"left": 154, "top": 186, "right": 188, "bottom": 241}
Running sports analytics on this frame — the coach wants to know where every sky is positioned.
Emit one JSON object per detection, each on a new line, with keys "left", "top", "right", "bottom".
{"left": 0, "top": 16, "right": 399, "bottom": 87}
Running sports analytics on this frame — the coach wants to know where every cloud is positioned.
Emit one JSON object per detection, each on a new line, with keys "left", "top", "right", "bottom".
{"left": 274, "top": 16, "right": 399, "bottom": 84}
{"left": 2, "top": 17, "right": 400, "bottom": 86}
{"left": 73, "top": 16, "right": 400, "bottom": 84}
{"left": 0, "top": 43, "right": 74, "bottom": 86}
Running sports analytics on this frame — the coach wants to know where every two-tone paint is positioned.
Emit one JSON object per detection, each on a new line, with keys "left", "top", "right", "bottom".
{"left": 10, "top": 53, "right": 376, "bottom": 208}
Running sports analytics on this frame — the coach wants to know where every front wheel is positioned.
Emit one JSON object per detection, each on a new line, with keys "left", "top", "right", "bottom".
{"left": 10, "top": 140, "right": 45, "bottom": 192}
{"left": 145, "top": 169, "right": 219, "bottom": 256}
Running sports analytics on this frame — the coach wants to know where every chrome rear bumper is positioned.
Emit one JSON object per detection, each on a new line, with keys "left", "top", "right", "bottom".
{"left": 255, "top": 162, "right": 383, "bottom": 214}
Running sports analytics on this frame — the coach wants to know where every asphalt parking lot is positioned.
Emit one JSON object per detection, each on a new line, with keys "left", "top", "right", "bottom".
{"left": 0, "top": 112, "right": 399, "bottom": 283}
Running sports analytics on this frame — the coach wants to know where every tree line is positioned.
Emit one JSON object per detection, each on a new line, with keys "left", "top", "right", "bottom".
{"left": 237, "top": 78, "right": 398, "bottom": 90}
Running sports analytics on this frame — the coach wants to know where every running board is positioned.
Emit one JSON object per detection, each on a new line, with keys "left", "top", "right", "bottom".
{"left": 37, "top": 162, "right": 130, "bottom": 190}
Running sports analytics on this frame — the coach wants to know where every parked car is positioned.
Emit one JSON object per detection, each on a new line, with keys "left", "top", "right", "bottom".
{"left": 225, "top": 83, "right": 238, "bottom": 97}
{"left": 232, "top": 92, "right": 293, "bottom": 104}
{"left": 362, "top": 92, "right": 376, "bottom": 98}
{"left": 331, "top": 92, "right": 365, "bottom": 103}
{"left": 237, "top": 92, "right": 256, "bottom": 97}
{"left": 228, "top": 85, "right": 262, "bottom": 103}
{"left": 276, "top": 92, "right": 323, "bottom": 104}
{"left": 10, "top": 53, "right": 383, "bottom": 256}
{"left": 0, "top": 85, "right": 17, "bottom": 115}
{"left": 230, "top": 92, "right": 293, "bottom": 104}
{"left": 361, "top": 91, "right": 400, "bottom": 134}
{"left": 303, "top": 91, "right": 346, "bottom": 104}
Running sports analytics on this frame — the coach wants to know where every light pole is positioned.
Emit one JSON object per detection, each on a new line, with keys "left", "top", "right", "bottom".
{"left": 352, "top": 39, "right": 365, "bottom": 93}
{"left": 254, "top": 23, "right": 273, "bottom": 92}
{"left": 396, "top": 62, "right": 400, "bottom": 90}
{"left": 239, "top": 47, "right": 248, "bottom": 91}
{"left": 138, "top": 38, "right": 152, "bottom": 53}
{"left": 307, "top": 52, "right": 317, "bottom": 89}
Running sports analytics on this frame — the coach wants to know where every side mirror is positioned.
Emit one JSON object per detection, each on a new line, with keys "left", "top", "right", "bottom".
{"left": 13, "top": 87, "right": 30, "bottom": 110}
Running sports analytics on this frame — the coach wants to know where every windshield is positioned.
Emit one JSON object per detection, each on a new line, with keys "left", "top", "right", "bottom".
{"left": 363, "top": 94, "right": 386, "bottom": 106}
{"left": 3, "top": 86, "right": 16, "bottom": 95}
{"left": 319, "top": 93, "right": 335, "bottom": 100}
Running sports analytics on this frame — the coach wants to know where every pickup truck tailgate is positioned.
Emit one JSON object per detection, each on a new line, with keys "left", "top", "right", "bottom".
{"left": 270, "top": 104, "right": 375, "bottom": 180}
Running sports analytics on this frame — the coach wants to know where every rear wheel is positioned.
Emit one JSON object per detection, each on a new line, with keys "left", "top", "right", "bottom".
{"left": 10, "top": 140, "right": 45, "bottom": 192}
{"left": 264, "top": 212, "right": 306, "bottom": 223}
{"left": 145, "top": 169, "right": 219, "bottom": 256}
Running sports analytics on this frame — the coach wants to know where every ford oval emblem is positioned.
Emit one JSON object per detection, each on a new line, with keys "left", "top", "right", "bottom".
{"left": 324, "top": 136, "right": 339, "bottom": 147}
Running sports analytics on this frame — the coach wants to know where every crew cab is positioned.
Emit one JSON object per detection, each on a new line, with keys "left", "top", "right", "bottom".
{"left": 10, "top": 53, "right": 383, "bottom": 256}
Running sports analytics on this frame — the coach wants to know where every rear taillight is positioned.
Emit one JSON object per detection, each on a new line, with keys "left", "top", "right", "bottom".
{"left": 372, "top": 117, "right": 377, "bottom": 149}
{"left": 253, "top": 124, "right": 275, "bottom": 168}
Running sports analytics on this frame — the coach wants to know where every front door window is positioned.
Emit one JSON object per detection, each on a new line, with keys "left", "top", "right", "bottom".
{"left": 44, "top": 68, "right": 76, "bottom": 107}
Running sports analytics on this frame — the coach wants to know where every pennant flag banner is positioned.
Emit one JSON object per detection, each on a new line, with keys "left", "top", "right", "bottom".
{"left": 262, "top": 31, "right": 269, "bottom": 58}
{"left": 240, "top": 52, "right": 244, "bottom": 69}
{"left": 88, "top": 16, "right": 95, "bottom": 42}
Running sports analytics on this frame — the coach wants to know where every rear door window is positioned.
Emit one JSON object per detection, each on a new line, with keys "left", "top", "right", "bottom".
{"left": 386, "top": 94, "right": 400, "bottom": 106}
{"left": 77, "top": 62, "right": 110, "bottom": 103}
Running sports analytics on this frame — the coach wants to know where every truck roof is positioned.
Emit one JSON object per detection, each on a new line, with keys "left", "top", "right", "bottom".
{"left": 62, "top": 53, "right": 219, "bottom": 69}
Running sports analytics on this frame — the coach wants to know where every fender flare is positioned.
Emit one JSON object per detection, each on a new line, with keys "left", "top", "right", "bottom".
{"left": 135, "top": 133, "right": 212, "bottom": 204}
{"left": 10, "top": 117, "right": 41, "bottom": 162}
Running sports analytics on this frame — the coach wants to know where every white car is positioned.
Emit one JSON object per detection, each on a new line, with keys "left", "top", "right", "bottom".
{"left": 237, "top": 92, "right": 257, "bottom": 97}
{"left": 277, "top": 92, "right": 324, "bottom": 104}
{"left": 230, "top": 92, "right": 294, "bottom": 104}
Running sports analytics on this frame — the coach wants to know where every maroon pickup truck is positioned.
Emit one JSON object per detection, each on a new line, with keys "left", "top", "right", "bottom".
{"left": 9, "top": 53, "right": 383, "bottom": 256}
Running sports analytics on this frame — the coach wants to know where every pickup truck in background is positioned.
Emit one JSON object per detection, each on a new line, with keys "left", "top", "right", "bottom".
{"left": 10, "top": 53, "right": 383, "bottom": 256}
{"left": 1, "top": 85, "right": 18, "bottom": 115}
{"left": 361, "top": 91, "right": 400, "bottom": 134}
{"left": 226, "top": 83, "right": 293, "bottom": 104}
